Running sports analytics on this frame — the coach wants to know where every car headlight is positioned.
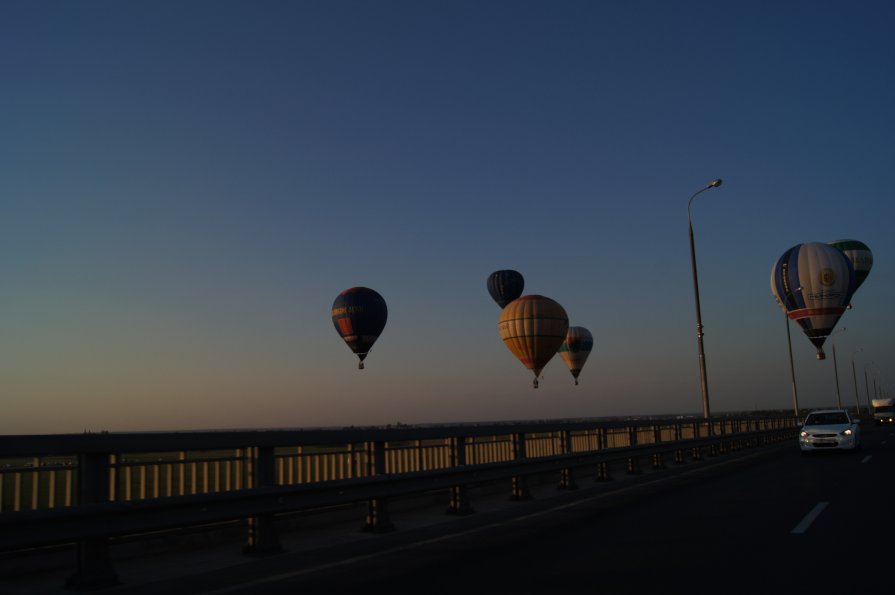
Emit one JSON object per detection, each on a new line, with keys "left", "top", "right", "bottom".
{"left": 800, "top": 431, "right": 808, "bottom": 437}
{"left": 840, "top": 428, "right": 853, "bottom": 436}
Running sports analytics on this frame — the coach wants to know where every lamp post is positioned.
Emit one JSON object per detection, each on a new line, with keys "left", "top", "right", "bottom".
{"left": 688, "top": 178, "right": 723, "bottom": 420}
{"left": 865, "top": 360, "right": 883, "bottom": 417}
{"left": 776, "top": 287, "right": 802, "bottom": 418}
{"left": 851, "top": 349, "right": 863, "bottom": 417}
{"left": 864, "top": 362, "right": 873, "bottom": 411}
{"left": 870, "top": 362, "right": 881, "bottom": 400}
{"left": 829, "top": 327, "right": 846, "bottom": 408}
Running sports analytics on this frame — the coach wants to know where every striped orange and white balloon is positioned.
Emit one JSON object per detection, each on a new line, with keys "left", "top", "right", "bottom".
{"left": 498, "top": 295, "right": 569, "bottom": 388}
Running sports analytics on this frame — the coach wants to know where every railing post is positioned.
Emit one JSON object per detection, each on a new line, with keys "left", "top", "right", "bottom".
{"left": 673, "top": 423, "right": 686, "bottom": 464}
{"left": 626, "top": 426, "right": 640, "bottom": 474}
{"left": 446, "top": 436, "right": 474, "bottom": 515}
{"left": 595, "top": 461, "right": 613, "bottom": 481}
{"left": 66, "top": 452, "right": 119, "bottom": 590}
{"left": 558, "top": 431, "right": 578, "bottom": 490}
{"left": 704, "top": 420, "right": 719, "bottom": 456}
{"left": 244, "top": 446, "right": 282, "bottom": 554}
{"left": 651, "top": 426, "right": 665, "bottom": 469}
{"left": 594, "top": 428, "right": 613, "bottom": 481}
{"left": 691, "top": 421, "right": 703, "bottom": 460}
{"left": 362, "top": 441, "right": 394, "bottom": 532}
{"left": 717, "top": 422, "right": 728, "bottom": 454}
{"left": 510, "top": 433, "right": 531, "bottom": 500}
{"left": 414, "top": 439, "right": 423, "bottom": 472}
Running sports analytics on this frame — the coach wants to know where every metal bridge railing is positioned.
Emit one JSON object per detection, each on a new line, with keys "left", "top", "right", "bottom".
{"left": 0, "top": 415, "right": 798, "bottom": 513}
{"left": 0, "top": 414, "right": 799, "bottom": 590}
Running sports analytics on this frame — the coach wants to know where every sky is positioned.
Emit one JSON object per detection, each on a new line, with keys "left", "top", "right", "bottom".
{"left": 2, "top": 0, "right": 893, "bottom": 435}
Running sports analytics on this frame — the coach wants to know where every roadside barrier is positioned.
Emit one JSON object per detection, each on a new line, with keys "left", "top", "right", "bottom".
{"left": 0, "top": 414, "right": 798, "bottom": 589}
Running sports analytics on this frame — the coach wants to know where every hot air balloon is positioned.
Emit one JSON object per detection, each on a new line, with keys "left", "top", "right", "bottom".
{"left": 487, "top": 270, "right": 524, "bottom": 309}
{"left": 829, "top": 239, "right": 872, "bottom": 293}
{"left": 559, "top": 326, "right": 593, "bottom": 386}
{"left": 497, "top": 295, "right": 569, "bottom": 388}
{"left": 770, "top": 242, "right": 856, "bottom": 360}
{"left": 331, "top": 287, "right": 388, "bottom": 369}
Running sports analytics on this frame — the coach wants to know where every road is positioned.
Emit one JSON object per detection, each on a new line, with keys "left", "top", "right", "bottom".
{"left": 12, "top": 426, "right": 895, "bottom": 595}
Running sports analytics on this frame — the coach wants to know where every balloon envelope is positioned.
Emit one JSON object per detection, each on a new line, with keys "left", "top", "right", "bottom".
{"left": 770, "top": 242, "right": 856, "bottom": 360}
{"left": 487, "top": 270, "right": 524, "bottom": 308}
{"left": 498, "top": 295, "right": 569, "bottom": 388}
{"left": 331, "top": 287, "right": 388, "bottom": 369}
{"left": 829, "top": 239, "right": 872, "bottom": 292}
{"left": 559, "top": 326, "right": 593, "bottom": 385}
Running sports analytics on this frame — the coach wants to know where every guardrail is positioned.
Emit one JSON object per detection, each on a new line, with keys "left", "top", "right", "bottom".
{"left": 0, "top": 414, "right": 798, "bottom": 590}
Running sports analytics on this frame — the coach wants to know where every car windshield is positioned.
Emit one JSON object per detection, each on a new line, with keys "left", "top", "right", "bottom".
{"left": 806, "top": 412, "right": 849, "bottom": 425}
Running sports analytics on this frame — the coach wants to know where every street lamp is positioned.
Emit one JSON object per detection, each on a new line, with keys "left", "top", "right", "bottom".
{"left": 869, "top": 362, "right": 881, "bottom": 399}
{"left": 851, "top": 348, "right": 863, "bottom": 417}
{"left": 776, "top": 286, "right": 803, "bottom": 418}
{"left": 687, "top": 178, "right": 723, "bottom": 420}
{"left": 864, "top": 362, "right": 873, "bottom": 411}
{"left": 829, "top": 327, "right": 846, "bottom": 408}
{"left": 864, "top": 360, "right": 883, "bottom": 416}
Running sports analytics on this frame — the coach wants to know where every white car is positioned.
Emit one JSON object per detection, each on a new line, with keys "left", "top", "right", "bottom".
{"left": 799, "top": 409, "right": 862, "bottom": 454}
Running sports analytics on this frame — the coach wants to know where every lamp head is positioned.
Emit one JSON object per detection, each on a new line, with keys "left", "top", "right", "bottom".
{"left": 708, "top": 179, "right": 723, "bottom": 188}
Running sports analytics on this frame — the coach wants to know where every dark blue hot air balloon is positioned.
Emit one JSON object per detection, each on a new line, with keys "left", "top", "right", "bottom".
{"left": 487, "top": 270, "right": 524, "bottom": 309}
{"left": 331, "top": 287, "right": 388, "bottom": 369}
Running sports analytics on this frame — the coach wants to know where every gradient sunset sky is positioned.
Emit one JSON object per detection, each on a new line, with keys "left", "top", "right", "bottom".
{"left": 2, "top": 0, "right": 893, "bottom": 434}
